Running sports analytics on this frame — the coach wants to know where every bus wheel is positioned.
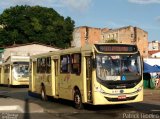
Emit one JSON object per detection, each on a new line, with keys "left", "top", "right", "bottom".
{"left": 74, "top": 90, "right": 83, "bottom": 109}
{"left": 41, "top": 86, "right": 47, "bottom": 101}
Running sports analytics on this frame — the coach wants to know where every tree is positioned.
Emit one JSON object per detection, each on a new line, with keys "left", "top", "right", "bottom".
{"left": 0, "top": 5, "right": 75, "bottom": 48}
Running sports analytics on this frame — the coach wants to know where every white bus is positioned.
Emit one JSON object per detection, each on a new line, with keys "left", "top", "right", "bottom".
{"left": 0, "top": 55, "right": 29, "bottom": 86}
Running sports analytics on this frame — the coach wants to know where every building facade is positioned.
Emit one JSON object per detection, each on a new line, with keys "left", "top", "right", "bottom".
{"left": 72, "top": 26, "right": 101, "bottom": 47}
{"left": 72, "top": 26, "right": 148, "bottom": 57}
{"left": 2, "top": 43, "right": 60, "bottom": 62}
{"left": 101, "top": 26, "right": 148, "bottom": 58}
{"left": 148, "top": 40, "right": 160, "bottom": 51}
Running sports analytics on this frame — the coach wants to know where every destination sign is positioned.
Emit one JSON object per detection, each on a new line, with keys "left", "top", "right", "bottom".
{"left": 95, "top": 44, "right": 137, "bottom": 52}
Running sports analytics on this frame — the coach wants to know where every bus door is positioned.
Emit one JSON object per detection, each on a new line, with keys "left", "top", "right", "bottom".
{"left": 54, "top": 59, "right": 59, "bottom": 97}
{"left": 86, "top": 56, "right": 92, "bottom": 102}
{"left": 31, "top": 60, "right": 36, "bottom": 92}
{"left": 10, "top": 65, "right": 13, "bottom": 85}
{"left": 59, "top": 55, "right": 72, "bottom": 99}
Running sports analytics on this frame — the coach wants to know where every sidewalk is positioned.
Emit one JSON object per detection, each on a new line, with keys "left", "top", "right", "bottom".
{"left": 0, "top": 98, "right": 44, "bottom": 113}
{"left": 143, "top": 88, "right": 160, "bottom": 105}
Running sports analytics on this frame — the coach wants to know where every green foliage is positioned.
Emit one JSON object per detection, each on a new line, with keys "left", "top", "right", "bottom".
{"left": 105, "top": 38, "right": 118, "bottom": 43}
{"left": 0, "top": 5, "right": 75, "bottom": 48}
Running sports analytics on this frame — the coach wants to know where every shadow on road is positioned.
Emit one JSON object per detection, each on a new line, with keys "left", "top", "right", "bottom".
{"left": 23, "top": 98, "right": 30, "bottom": 119}
{"left": 0, "top": 86, "right": 160, "bottom": 117}
{"left": 129, "top": 102, "right": 160, "bottom": 115}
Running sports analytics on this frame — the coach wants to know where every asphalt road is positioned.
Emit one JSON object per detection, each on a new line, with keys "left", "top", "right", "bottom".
{"left": 0, "top": 86, "right": 159, "bottom": 119}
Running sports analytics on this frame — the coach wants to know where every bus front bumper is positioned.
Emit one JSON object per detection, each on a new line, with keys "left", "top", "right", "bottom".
{"left": 92, "top": 89, "right": 143, "bottom": 105}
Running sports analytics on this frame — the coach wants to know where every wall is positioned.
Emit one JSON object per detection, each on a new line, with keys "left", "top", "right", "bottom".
{"left": 72, "top": 26, "right": 149, "bottom": 57}
{"left": 101, "top": 26, "right": 148, "bottom": 57}
{"left": 135, "top": 27, "right": 148, "bottom": 58}
{"left": 3, "top": 44, "right": 59, "bottom": 61}
{"left": 148, "top": 41, "right": 160, "bottom": 51}
{"left": 72, "top": 26, "right": 101, "bottom": 47}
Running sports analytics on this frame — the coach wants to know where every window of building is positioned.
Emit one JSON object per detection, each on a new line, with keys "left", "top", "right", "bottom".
{"left": 85, "top": 27, "right": 89, "bottom": 40}
{"left": 102, "top": 35, "right": 104, "bottom": 40}
{"left": 116, "top": 33, "right": 118, "bottom": 38}
{"left": 71, "top": 54, "right": 81, "bottom": 75}
{"left": 131, "top": 34, "right": 134, "bottom": 38}
{"left": 60, "top": 55, "right": 70, "bottom": 73}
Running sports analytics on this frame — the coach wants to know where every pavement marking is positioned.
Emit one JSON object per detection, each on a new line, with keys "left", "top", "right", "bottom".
{"left": 0, "top": 106, "right": 24, "bottom": 113}
{"left": 151, "top": 110, "right": 160, "bottom": 112}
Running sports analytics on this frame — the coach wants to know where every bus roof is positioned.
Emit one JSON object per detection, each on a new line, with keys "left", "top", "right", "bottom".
{"left": 2, "top": 55, "right": 30, "bottom": 65}
{"left": 30, "top": 43, "right": 138, "bottom": 59}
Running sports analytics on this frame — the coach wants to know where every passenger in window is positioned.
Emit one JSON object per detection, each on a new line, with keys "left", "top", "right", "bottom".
{"left": 72, "top": 64, "right": 79, "bottom": 74}
{"left": 61, "top": 57, "right": 68, "bottom": 72}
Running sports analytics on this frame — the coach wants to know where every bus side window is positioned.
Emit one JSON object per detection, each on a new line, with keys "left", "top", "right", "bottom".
{"left": 71, "top": 53, "right": 81, "bottom": 75}
{"left": 46, "top": 57, "right": 51, "bottom": 74}
{"left": 37, "top": 57, "right": 49, "bottom": 74}
{"left": 37, "top": 58, "right": 40, "bottom": 73}
{"left": 60, "top": 55, "right": 70, "bottom": 73}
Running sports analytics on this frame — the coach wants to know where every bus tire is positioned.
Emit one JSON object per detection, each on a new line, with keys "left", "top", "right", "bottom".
{"left": 74, "top": 90, "right": 83, "bottom": 109}
{"left": 41, "top": 86, "right": 47, "bottom": 101}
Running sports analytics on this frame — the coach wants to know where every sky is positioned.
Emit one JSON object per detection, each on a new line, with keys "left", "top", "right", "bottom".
{"left": 0, "top": 0, "right": 160, "bottom": 41}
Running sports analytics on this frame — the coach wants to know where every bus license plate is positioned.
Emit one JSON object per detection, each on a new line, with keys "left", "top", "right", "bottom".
{"left": 118, "top": 95, "right": 126, "bottom": 100}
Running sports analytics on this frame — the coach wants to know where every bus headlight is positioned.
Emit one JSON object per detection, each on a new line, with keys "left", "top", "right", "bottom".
{"left": 136, "top": 85, "right": 143, "bottom": 92}
{"left": 95, "top": 86, "right": 105, "bottom": 94}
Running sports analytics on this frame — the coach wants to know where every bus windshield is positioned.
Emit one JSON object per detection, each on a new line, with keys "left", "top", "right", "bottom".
{"left": 96, "top": 53, "right": 141, "bottom": 81}
{"left": 13, "top": 62, "right": 29, "bottom": 77}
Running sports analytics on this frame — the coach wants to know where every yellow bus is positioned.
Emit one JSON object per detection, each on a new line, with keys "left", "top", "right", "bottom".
{"left": 0, "top": 55, "right": 29, "bottom": 86}
{"left": 29, "top": 43, "right": 143, "bottom": 109}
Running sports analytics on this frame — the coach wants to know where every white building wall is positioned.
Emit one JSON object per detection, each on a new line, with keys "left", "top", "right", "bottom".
{"left": 72, "top": 28, "right": 81, "bottom": 47}
{"left": 144, "top": 58, "right": 160, "bottom": 66}
{"left": 3, "top": 44, "right": 59, "bottom": 61}
{"left": 151, "top": 52, "right": 160, "bottom": 58}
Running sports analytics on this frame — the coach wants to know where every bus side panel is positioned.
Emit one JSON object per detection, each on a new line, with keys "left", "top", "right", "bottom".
{"left": 46, "top": 74, "right": 52, "bottom": 96}
{"left": 31, "top": 57, "right": 53, "bottom": 97}
{"left": 58, "top": 54, "right": 83, "bottom": 101}
{"left": 58, "top": 73, "right": 83, "bottom": 100}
